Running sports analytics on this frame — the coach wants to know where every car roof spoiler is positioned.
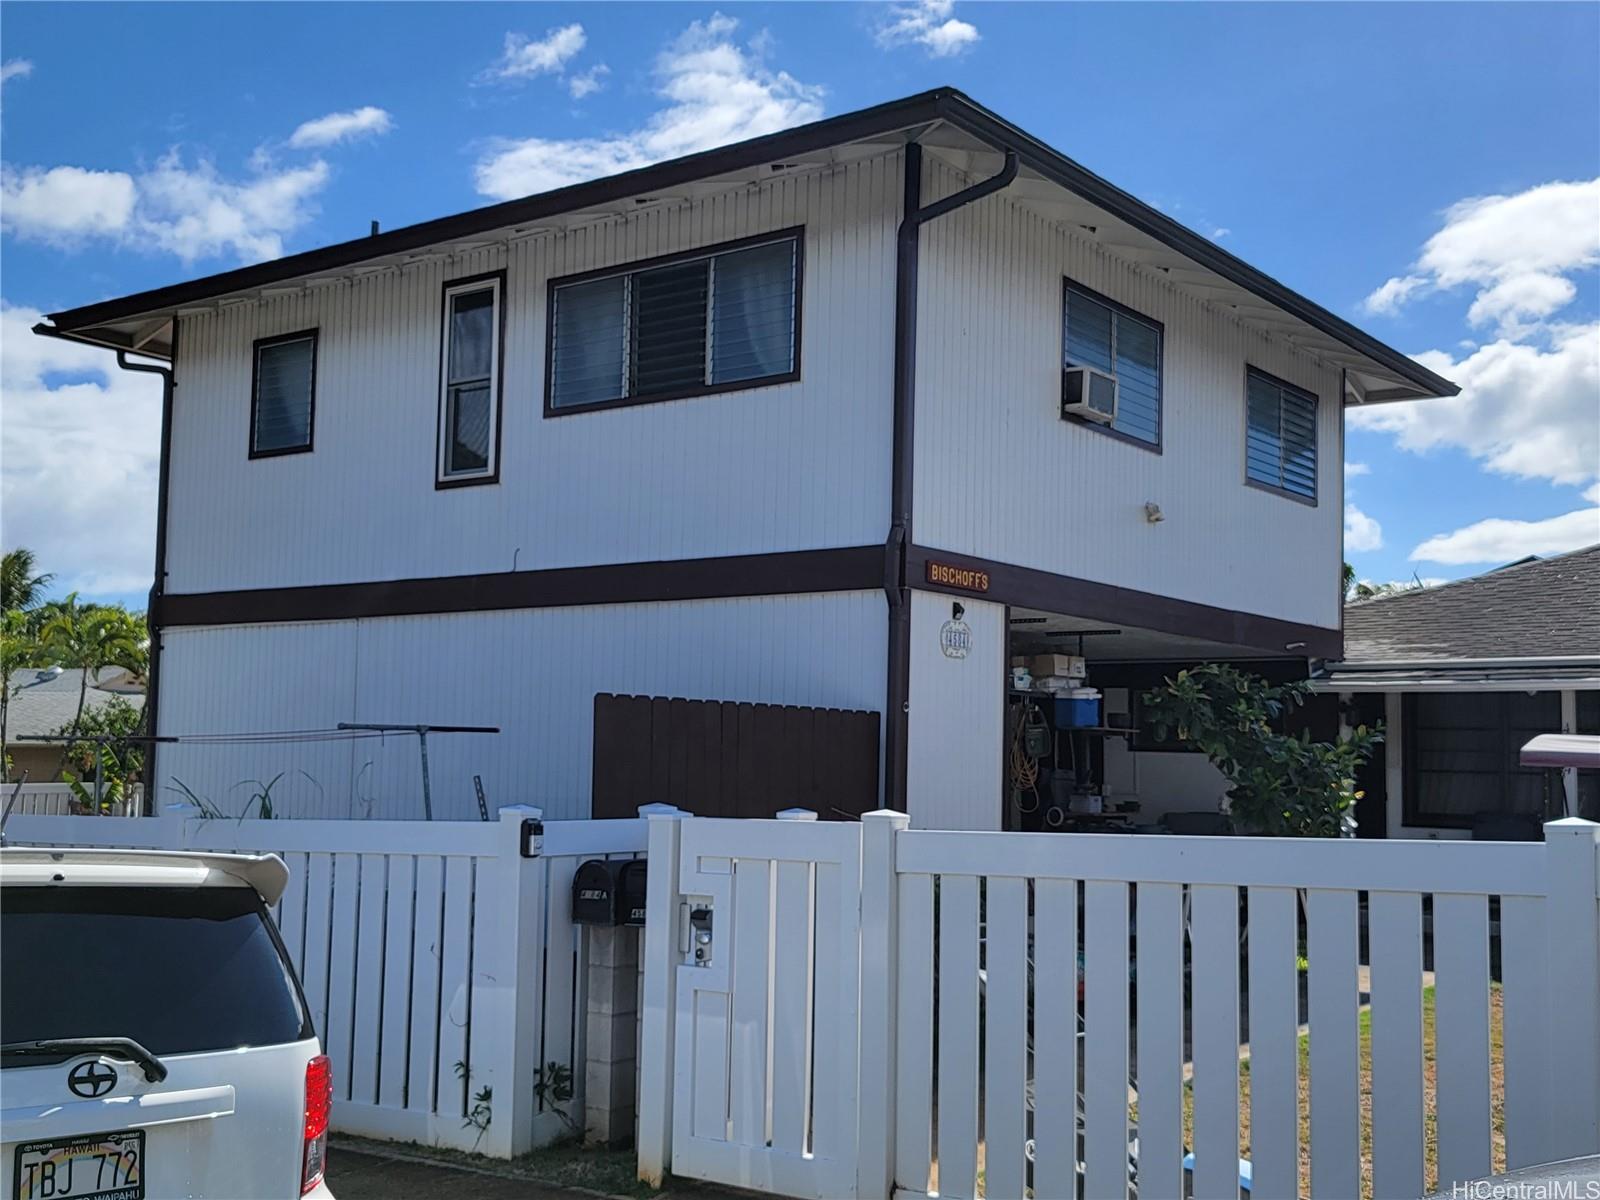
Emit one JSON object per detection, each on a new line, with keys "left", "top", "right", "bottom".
{"left": 0, "top": 847, "right": 291, "bottom": 906}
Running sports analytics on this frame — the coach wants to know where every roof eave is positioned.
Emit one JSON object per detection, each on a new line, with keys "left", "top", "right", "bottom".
{"left": 930, "top": 92, "right": 1458, "bottom": 400}
{"left": 44, "top": 89, "right": 953, "bottom": 341}
{"left": 38, "top": 87, "right": 1457, "bottom": 399}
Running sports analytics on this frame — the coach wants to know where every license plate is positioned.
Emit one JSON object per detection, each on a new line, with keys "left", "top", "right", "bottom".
{"left": 12, "top": 1131, "right": 143, "bottom": 1200}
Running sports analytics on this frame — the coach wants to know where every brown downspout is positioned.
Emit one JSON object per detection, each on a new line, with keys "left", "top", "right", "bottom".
{"left": 883, "top": 143, "right": 1018, "bottom": 812}
{"left": 116, "top": 339, "right": 176, "bottom": 815}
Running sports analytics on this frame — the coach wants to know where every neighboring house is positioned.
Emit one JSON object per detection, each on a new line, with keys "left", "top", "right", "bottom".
{"left": 3, "top": 666, "right": 146, "bottom": 783}
{"left": 35, "top": 88, "right": 1456, "bottom": 827}
{"left": 1315, "top": 545, "right": 1600, "bottom": 838}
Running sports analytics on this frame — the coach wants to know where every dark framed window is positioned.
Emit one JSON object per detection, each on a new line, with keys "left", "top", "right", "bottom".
{"left": 1062, "top": 280, "right": 1162, "bottom": 449}
{"left": 250, "top": 329, "right": 317, "bottom": 457}
{"left": 437, "top": 272, "right": 505, "bottom": 487}
{"left": 1245, "top": 366, "right": 1318, "bottom": 503}
{"left": 1401, "top": 691, "right": 1563, "bottom": 829}
{"left": 545, "top": 229, "right": 802, "bottom": 415}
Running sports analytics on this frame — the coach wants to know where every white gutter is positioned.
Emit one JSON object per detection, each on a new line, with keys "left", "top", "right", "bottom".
{"left": 1328, "top": 655, "right": 1600, "bottom": 671}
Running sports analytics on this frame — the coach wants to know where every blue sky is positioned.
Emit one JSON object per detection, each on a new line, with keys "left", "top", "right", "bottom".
{"left": 2, "top": 1, "right": 1597, "bottom": 609}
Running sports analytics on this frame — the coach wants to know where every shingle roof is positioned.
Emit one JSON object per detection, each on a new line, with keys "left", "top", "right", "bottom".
{"left": 4, "top": 668, "right": 145, "bottom": 740}
{"left": 1342, "top": 544, "right": 1600, "bottom": 663}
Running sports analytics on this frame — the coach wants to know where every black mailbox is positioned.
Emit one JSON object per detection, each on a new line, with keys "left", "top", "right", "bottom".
{"left": 617, "top": 860, "right": 648, "bottom": 926}
{"left": 572, "top": 859, "right": 625, "bottom": 926}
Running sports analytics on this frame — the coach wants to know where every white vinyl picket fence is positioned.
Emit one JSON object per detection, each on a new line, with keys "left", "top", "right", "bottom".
{"left": 3, "top": 781, "right": 143, "bottom": 817}
{"left": 638, "top": 813, "right": 1600, "bottom": 1200}
{"left": 2, "top": 803, "right": 649, "bottom": 1158}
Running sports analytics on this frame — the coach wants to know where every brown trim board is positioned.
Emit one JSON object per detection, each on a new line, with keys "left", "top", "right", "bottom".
{"left": 158, "top": 546, "right": 885, "bottom": 627}
{"left": 907, "top": 544, "right": 1343, "bottom": 660}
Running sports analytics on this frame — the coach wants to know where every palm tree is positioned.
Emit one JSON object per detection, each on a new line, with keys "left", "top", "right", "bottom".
{"left": 40, "top": 595, "right": 143, "bottom": 776}
{"left": 1, "top": 548, "right": 54, "bottom": 614}
{"left": 1, "top": 610, "right": 45, "bottom": 781}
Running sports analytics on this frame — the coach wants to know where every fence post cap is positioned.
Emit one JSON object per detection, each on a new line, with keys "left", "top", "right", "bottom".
{"left": 775, "top": 808, "right": 818, "bottom": 822}
{"left": 637, "top": 803, "right": 689, "bottom": 820}
{"left": 498, "top": 804, "right": 543, "bottom": 820}
{"left": 1544, "top": 817, "right": 1600, "bottom": 836}
{"left": 861, "top": 808, "right": 911, "bottom": 829}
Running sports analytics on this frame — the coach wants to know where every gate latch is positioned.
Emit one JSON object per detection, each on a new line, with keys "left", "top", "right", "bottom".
{"left": 688, "top": 905, "right": 714, "bottom": 966}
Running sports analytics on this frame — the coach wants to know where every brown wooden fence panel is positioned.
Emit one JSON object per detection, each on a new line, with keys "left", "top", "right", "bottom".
{"left": 591, "top": 693, "right": 880, "bottom": 820}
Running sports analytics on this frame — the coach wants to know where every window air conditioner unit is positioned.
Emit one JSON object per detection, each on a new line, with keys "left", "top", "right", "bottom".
{"left": 1062, "top": 365, "right": 1118, "bottom": 424}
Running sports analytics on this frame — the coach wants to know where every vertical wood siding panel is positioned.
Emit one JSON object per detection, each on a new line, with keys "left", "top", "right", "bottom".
{"left": 166, "top": 155, "right": 900, "bottom": 594}
{"left": 913, "top": 155, "right": 1342, "bottom": 630}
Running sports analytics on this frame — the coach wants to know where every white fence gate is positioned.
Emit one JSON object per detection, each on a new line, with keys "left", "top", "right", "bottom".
{"left": 638, "top": 813, "right": 1600, "bottom": 1200}
{"left": 661, "top": 811, "right": 864, "bottom": 1198}
{"left": 2, "top": 804, "right": 649, "bottom": 1158}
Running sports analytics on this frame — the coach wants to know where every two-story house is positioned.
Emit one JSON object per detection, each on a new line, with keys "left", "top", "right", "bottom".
{"left": 36, "top": 89, "right": 1456, "bottom": 829}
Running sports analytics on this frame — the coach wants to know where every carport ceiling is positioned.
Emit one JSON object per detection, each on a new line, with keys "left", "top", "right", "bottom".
{"left": 1008, "top": 607, "right": 1297, "bottom": 662}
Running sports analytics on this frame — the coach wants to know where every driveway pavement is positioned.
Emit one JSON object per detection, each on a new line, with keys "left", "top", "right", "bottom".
{"left": 329, "top": 1149, "right": 576, "bottom": 1200}
{"left": 327, "top": 1144, "right": 738, "bottom": 1200}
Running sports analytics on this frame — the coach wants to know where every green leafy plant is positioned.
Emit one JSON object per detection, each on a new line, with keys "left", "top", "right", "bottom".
{"left": 1142, "top": 663, "right": 1382, "bottom": 837}
{"left": 454, "top": 1061, "right": 493, "bottom": 1149}
{"left": 533, "top": 1059, "right": 577, "bottom": 1130}
{"left": 1, "top": 608, "right": 46, "bottom": 780}
{"left": 51, "top": 695, "right": 144, "bottom": 811}
{"left": 166, "top": 778, "right": 226, "bottom": 819}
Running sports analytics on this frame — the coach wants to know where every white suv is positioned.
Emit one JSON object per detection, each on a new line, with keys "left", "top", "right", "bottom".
{"left": 0, "top": 848, "right": 334, "bottom": 1199}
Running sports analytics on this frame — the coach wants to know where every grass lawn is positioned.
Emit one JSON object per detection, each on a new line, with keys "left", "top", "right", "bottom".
{"left": 1180, "top": 985, "right": 1505, "bottom": 1199}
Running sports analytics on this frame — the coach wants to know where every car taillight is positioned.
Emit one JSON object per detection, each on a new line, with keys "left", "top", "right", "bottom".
{"left": 302, "top": 1054, "right": 332, "bottom": 1195}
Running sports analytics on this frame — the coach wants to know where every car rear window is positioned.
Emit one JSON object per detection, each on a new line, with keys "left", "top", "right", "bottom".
{"left": 1, "top": 885, "right": 311, "bottom": 1057}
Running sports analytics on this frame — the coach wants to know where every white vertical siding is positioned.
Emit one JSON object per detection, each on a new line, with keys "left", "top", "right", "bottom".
{"left": 156, "top": 591, "right": 886, "bottom": 820}
{"left": 167, "top": 155, "right": 900, "bottom": 593}
{"left": 913, "top": 156, "right": 1344, "bottom": 630}
{"left": 905, "top": 590, "right": 1005, "bottom": 830}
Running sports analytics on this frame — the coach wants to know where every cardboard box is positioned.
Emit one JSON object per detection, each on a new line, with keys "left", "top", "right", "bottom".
{"left": 1030, "top": 654, "right": 1086, "bottom": 679}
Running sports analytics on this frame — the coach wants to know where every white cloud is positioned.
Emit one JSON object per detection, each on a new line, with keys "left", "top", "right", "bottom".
{"left": 1361, "top": 179, "right": 1600, "bottom": 338}
{"left": 876, "top": 0, "right": 980, "bottom": 57}
{"left": 1362, "top": 273, "right": 1427, "bottom": 316}
{"left": 1344, "top": 503, "right": 1384, "bottom": 552}
{"left": 1411, "top": 507, "right": 1600, "bottom": 565}
{"left": 1345, "top": 461, "right": 1371, "bottom": 478}
{"left": 1464, "top": 272, "right": 1576, "bottom": 336}
{"left": 1348, "top": 322, "right": 1599, "bottom": 488}
{"left": 1, "top": 59, "right": 32, "bottom": 86}
{"left": 287, "top": 106, "right": 393, "bottom": 150}
{"left": 487, "top": 25, "right": 587, "bottom": 81}
{"left": 132, "top": 152, "right": 330, "bottom": 263}
{"left": 0, "top": 302, "right": 162, "bottom": 598}
{"left": 1, "top": 151, "right": 330, "bottom": 264}
{"left": 475, "top": 13, "right": 824, "bottom": 200}
{"left": 568, "top": 64, "right": 609, "bottom": 100}
{"left": 0, "top": 165, "right": 137, "bottom": 239}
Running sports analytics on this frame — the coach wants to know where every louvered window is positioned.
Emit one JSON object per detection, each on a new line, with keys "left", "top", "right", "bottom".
{"left": 1245, "top": 367, "right": 1318, "bottom": 502}
{"left": 438, "top": 275, "right": 503, "bottom": 485}
{"left": 1062, "top": 282, "right": 1162, "bottom": 446}
{"left": 250, "top": 330, "right": 316, "bottom": 457}
{"left": 548, "top": 231, "right": 801, "bottom": 413}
